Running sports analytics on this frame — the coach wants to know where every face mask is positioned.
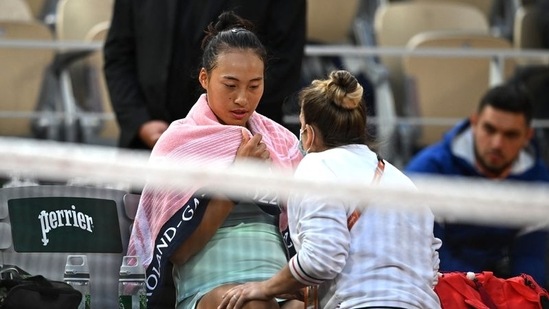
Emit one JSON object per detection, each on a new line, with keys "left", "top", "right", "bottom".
{"left": 298, "top": 126, "right": 314, "bottom": 156}
{"left": 298, "top": 128, "right": 307, "bottom": 156}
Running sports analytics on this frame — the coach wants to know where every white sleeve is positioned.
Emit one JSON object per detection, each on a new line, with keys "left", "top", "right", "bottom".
{"left": 288, "top": 157, "right": 351, "bottom": 285}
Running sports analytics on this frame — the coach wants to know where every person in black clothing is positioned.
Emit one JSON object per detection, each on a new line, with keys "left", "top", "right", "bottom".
{"left": 104, "top": 0, "right": 306, "bottom": 149}
{"left": 537, "top": 0, "right": 549, "bottom": 48}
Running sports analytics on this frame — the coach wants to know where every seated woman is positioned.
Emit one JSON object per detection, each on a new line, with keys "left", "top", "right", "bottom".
{"left": 126, "top": 11, "right": 303, "bottom": 309}
{"left": 219, "top": 70, "right": 442, "bottom": 309}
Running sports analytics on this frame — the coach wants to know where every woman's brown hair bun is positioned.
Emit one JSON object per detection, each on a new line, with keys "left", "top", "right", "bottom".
{"left": 326, "top": 70, "right": 363, "bottom": 110}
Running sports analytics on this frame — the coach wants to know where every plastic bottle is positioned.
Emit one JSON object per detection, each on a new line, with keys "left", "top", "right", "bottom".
{"left": 63, "top": 254, "right": 91, "bottom": 309}
{"left": 118, "top": 255, "right": 146, "bottom": 309}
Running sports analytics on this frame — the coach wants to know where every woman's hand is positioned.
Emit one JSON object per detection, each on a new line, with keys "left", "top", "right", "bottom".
{"left": 217, "top": 281, "right": 271, "bottom": 309}
{"left": 235, "top": 128, "right": 271, "bottom": 163}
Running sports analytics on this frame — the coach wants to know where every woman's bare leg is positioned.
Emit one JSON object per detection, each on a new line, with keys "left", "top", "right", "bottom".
{"left": 280, "top": 299, "right": 304, "bottom": 309}
{"left": 197, "top": 284, "right": 280, "bottom": 309}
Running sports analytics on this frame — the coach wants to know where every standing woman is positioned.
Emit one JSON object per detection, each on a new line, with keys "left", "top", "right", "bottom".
{"left": 127, "top": 12, "right": 303, "bottom": 309}
{"left": 219, "top": 70, "right": 442, "bottom": 309}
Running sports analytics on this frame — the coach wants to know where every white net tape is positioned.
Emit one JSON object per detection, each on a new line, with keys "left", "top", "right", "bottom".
{"left": 0, "top": 137, "right": 548, "bottom": 229}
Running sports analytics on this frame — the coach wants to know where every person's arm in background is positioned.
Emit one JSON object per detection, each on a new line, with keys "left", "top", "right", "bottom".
{"left": 103, "top": 0, "right": 158, "bottom": 148}
{"left": 510, "top": 229, "right": 547, "bottom": 287}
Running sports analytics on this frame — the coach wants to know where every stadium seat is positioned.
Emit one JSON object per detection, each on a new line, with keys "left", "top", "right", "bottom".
{"left": 373, "top": 0, "right": 489, "bottom": 117}
{"left": 402, "top": 31, "right": 514, "bottom": 149}
{"left": 0, "top": 21, "right": 56, "bottom": 138}
{"left": 0, "top": 0, "right": 33, "bottom": 21}
{"left": 307, "top": 0, "right": 359, "bottom": 44}
{"left": 77, "top": 21, "right": 119, "bottom": 145}
{"left": 414, "top": 0, "right": 495, "bottom": 21}
{"left": 47, "top": 0, "right": 114, "bottom": 143}
{"left": 54, "top": 0, "right": 113, "bottom": 42}
{"left": 303, "top": 0, "right": 401, "bottom": 161}
{"left": 0, "top": 185, "right": 134, "bottom": 308}
{"left": 24, "top": 0, "right": 47, "bottom": 20}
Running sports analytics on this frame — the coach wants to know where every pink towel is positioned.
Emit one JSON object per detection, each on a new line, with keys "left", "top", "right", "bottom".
{"left": 128, "top": 94, "right": 302, "bottom": 269}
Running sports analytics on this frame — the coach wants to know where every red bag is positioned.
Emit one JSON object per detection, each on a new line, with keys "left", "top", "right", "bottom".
{"left": 435, "top": 271, "right": 549, "bottom": 309}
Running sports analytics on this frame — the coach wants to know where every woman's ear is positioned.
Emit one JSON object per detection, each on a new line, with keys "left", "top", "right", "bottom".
{"left": 198, "top": 68, "right": 208, "bottom": 90}
{"left": 305, "top": 124, "right": 314, "bottom": 150}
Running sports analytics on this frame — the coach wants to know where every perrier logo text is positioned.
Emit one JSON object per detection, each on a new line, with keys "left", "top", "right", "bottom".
{"left": 38, "top": 205, "right": 94, "bottom": 246}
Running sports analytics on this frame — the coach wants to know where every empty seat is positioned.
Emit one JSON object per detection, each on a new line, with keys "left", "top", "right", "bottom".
{"left": 402, "top": 31, "right": 515, "bottom": 149}
{"left": 45, "top": 0, "right": 114, "bottom": 143}
{"left": 0, "top": 0, "right": 33, "bottom": 21}
{"left": 304, "top": 0, "right": 401, "bottom": 160}
{"left": 78, "top": 21, "right": 119, "bottom": 145}
{"left": 374, "top": 1, "right": 489, "bottom": 116}
{"left": 55, "top": 0, "right": 113, "bottom": 41}
{"left": 307, "top": 0, "right": 359, "bottom": 44}
{"left": 24, "top": 0, "right": 47, "bottom": 20}
{"left": 0, "top": 21, "right": 56, "bottom": 138}
{"left": 414, "top": 0, "right": 495, "bottom": 21}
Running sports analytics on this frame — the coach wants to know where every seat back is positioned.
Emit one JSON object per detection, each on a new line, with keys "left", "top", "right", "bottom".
{"left": 0, "top": 21, "right": 55, "bottom": 137}
{"left": 414, "top": 0, "right": 495, "bottom": 20}
{"left": 55, "top": 0, "right": 113, "bottom": 41}
{"left": 0, "top": 185, "right": 135, "bottom": 308}
{"left": 53, "top": 0, "right": 114, "bottom": 144}
{"left": 402, "top": 31, "right": 514, "bottom": 148}
{"left": 374, "top": 1, "right": 489, "bottom": 116}
{"left": 307, "top": 0, "right": 360, "bottom": 43}
{"left": 0, "top": 0, "right": 33, "bottom": 21}
{"left": 79, "top": 21, "right": 119, "bottom": 144}
{"left": 24, "top": 0, "right": 47, "bottom": 20}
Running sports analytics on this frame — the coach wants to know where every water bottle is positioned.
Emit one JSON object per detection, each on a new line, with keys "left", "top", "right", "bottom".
{"left": 63, "top": 255, "right": 91, "bottom": 309}
{"left": 118, "top": 256, "right": 146, "bottom": 309}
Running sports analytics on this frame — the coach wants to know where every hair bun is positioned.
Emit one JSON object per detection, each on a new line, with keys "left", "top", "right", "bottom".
{"left": 202, "top": 11, "right": 255, "bottom": 49}
{"left": 327, "top": 70, "right": 363, "bottom": 109}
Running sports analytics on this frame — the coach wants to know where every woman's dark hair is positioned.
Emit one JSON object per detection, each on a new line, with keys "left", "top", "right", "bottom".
{"left": 201, "top": 11, "right": 267, "bottom": 73}
{"left": 300, "top": 70, "right": 368, "bottom": 148}
{"left": 478, "top": 82, "right": 533, "bottom": 125}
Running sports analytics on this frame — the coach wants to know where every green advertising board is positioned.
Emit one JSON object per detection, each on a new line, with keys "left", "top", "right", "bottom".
{"left": 8, "top": 197, "right": 122, "bottom": 253}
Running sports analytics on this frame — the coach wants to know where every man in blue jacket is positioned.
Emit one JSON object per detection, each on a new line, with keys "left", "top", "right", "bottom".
{"left": 406, "top": 83, "right": 549, "bottom": 287}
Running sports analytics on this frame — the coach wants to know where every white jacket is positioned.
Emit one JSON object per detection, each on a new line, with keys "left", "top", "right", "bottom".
{"left": 288, "top": 144, "right": 441, "bottom": 309}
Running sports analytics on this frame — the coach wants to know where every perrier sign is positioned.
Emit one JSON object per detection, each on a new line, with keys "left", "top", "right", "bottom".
{"left": 8, "top": 197, "right": 122, "bottom": 253}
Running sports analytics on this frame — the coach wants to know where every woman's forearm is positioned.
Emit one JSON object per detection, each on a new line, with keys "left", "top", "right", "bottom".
{"left": 169, "top": 197, "right": 234, "bottom": 265}
{"left": 264, "top": 264, "right": 306, "bottom": 298}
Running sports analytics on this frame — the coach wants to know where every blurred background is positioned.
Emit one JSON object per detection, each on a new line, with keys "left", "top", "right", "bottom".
{"left": 0, "top": 0, "right": 548, "bottom": 167}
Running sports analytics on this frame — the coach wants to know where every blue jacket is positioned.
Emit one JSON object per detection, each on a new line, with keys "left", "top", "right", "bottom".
{"left": 405, "top": 120, "right": 549, "bottom": 286}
